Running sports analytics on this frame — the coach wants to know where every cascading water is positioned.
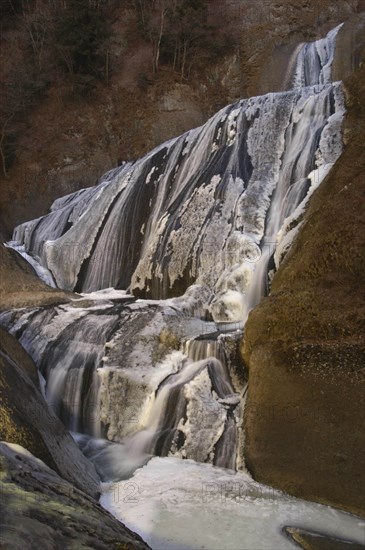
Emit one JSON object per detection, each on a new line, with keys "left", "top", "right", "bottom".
{"left": 2, "top": 25, "right": 346, "bottom": 487}
{"left": 293, "top": 24, "right": 343, "bottom": 87}
{"left": 10, "top": 26, "right": 345, "bottom": 329}
{"left": 1, "top": 296, "right": 242, "bottom": 478}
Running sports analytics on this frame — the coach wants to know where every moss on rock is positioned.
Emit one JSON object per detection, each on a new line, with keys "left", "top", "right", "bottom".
{"left": 0, "top": 328, "right": 100, "bottom": 498}
{"left": 0, "top": 442, "right": 150, "bottom": 550}
{"left": 241, "top": 63, "right": 365, "bottom": 516}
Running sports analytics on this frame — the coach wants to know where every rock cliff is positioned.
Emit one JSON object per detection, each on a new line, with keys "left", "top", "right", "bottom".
{"left": 241, "top": 63, "right": 365, "bottom": 516}
{"left": 0, "top": 442, "right": 150, "bottom": 549}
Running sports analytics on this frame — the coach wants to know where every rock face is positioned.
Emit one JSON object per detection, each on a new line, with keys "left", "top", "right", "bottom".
{"left": 0, "top": 442, "right": 150, "bottom": 550}
{"left": 153, "top": 84, "right": 205, "bottom": 145}
{"left": 0, "top": 242, "right": 69, "bottom": 311}
{"left": 333, "top": 12, "right": 365, "bottom": 81}
{"left": 241, "top": 64, "right": 365, "bottom": 516}
{"left": 284, "top": 527, "right": 365, "bottom": 550}
{"left": 0, "top": 328, "right": 100, "bottom": 498}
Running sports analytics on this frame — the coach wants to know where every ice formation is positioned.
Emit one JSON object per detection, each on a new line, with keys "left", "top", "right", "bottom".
{"left": 1, "top": 25, "right": 348, "bottom": 493}
{"left": 11, "top": 25, "right": 345, "bottom": 326}
{"left": 101, "top": 457, "right": 365, "bottom": 550}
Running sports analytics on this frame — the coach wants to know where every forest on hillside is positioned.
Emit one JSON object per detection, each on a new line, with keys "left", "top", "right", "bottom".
{"left": 0, "top": 0, "right": 237, "bottom": 178}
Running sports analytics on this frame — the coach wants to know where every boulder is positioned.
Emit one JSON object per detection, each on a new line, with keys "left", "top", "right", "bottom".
{"left": 0, "top": 441, "right": 150, "bottom": 550}
{"left": 0, "top": 242, "right": 69, "bottom": 311}
{"left": 284, "top": 527, "right": 365, "bottom": 550}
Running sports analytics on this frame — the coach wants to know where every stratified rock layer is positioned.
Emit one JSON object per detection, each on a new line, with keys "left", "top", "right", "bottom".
{"left": 0, "top": 242, "right": 69, "bottom": 311}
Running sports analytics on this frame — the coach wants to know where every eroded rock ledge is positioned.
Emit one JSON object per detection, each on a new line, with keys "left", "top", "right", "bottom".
{"left": 0, "top": 242, "right": 69, "bottom": 311}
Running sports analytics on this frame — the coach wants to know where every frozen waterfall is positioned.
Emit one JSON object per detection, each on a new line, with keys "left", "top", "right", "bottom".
{"left": 293, "top": 23, "right": 343, "bottom": 88}
{"left": 12, "top": 24, "right": 345, "bottom": 327}
{"left": 0, "top": 294, "right": 243, "bottom": 475}
{"left": 2, "top": 24, "right": 346, "bottom": 480}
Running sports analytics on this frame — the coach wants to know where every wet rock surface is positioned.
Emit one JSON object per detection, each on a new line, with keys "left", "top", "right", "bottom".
{"left": 284, "top": 527, "right": 365, "bottom": 550}
{"left": 0, "top": 442, "right": 150, "bottom": 550}
{"left": 0, "top": 328, "right": 99, "bottom": 498}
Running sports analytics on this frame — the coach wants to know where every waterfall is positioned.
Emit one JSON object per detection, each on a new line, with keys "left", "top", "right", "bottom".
{"left": 2, "top": 24, "right": 345, "bottom": 480}
{"left": 9, "top": 304, "right": 121, "bottom": 436}
{"left": 13, "top": 78, "right": 344, "bottom": 326}
{"left": 1, "top": 297, "right": 242, "bottom": 476}
{"left": 11, "top": 26, "right": 345, "bottom": 329}
{"left": 293, "top": 24, "right": 343, "bottom": 87}
{"left": 118, "top": 353, "right": 238, "bottom": 467}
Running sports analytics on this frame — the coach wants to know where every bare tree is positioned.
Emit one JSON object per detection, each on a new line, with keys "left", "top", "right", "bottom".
{"left": 19, "top": 4, "right": 51, "bottom": 70}
{"left": 0, "top": 114, "right": 15, "bottom": 179}
{"left": 153, "top": 0, "right": 168, "bottom": 73}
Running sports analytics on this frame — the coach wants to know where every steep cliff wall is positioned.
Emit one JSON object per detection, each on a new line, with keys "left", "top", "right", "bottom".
{"left": 241, "top": 64, "right": 365, "bottom": 516}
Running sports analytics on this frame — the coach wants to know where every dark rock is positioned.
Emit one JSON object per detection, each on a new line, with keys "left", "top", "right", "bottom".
{"left": 241, "top": 63, "right": 365, "bottom": 517}
{"left": 0, "top": 441, "right": 150, "bottom": 550}
{"left": 0, "top": 243, "right": 70, "bottom": 311}
{"left": 284, "top": 527, "right": 365, "bottom": 550}
{"left": 333, "top": 13, "right": 365, "bottom": 82}
{"left": 0, "top": 328, "right": 99, "bottom": 498}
